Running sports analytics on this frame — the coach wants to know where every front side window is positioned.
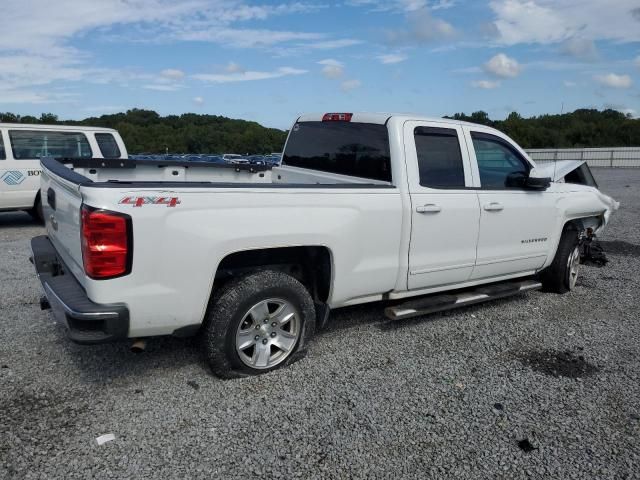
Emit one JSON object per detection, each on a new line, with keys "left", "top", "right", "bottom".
{"left": 471, "top": 132, "right": 530, "bottom": 189}
{"left": 283, "top": 121, "right": 391, "bottom": 182}
{"left": 9, "top": 130, "right": 92, "bottom": 160}
{"left": 0, "top": 133, "right": 5, "bottom": 160}
{"left": 95, "top": 133, "right": 121, "bottom": 158}
{"left": 414, "top": 127, "right": 465, "bottom": 188}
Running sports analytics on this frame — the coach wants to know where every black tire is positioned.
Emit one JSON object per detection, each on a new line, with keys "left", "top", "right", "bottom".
{"left": 539, "top": 226, "right": 581, "bottom": 294}
{"left": 28, "top": 194, "right": 44, "bottom": 223}
{"left": 203, "top": 270, "right": 316, "bottom": 379}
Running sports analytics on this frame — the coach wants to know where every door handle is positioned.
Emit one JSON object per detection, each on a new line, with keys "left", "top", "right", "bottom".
{"left": 483, "top": 202, "right": 504, "bottom": 211}
{"left": 416, "top": 204, "right": 441, "bottom": 213}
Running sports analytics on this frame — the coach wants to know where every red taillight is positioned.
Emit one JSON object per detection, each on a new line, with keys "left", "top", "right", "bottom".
{"left": 322, "top": 112, "right": 353, "bottom": 122}
{"left": 81, "top": 206, "right": 132, "bottom": 279}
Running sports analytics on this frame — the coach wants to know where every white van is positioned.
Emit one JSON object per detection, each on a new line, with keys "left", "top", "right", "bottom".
{"left": 0, "top": 123, "right": 127, "bottom": 220}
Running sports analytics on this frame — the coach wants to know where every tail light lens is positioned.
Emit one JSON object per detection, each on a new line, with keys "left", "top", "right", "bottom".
{"left": 81, "top": 206, "right": 132, "bottom": 279}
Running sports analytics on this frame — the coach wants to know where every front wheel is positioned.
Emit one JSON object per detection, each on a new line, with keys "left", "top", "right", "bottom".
{"left": 203, "top": 270, "right": 316, "bottom": 378}
{"left": 540, "top": 227, "right": 581, "bottom": 293}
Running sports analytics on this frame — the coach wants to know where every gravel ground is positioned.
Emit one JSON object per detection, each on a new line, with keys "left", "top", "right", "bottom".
{"left": 1, "top": 169, "right": 639, "bottom": 479}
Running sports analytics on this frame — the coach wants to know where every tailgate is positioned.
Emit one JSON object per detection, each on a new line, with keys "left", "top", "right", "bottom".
{"left": 40, "top": 165, "right": 86, "bottom": 284}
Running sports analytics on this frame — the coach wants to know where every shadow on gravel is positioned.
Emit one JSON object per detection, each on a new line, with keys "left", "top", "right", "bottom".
{"left": 0, "top": 212, "right": 41, "bottom": 229}
{"left": 0, "top": 384, "right": 93, "bottom": 468}
{"left": 60, "top": 335, "right": 207, "bottom": 383}
{"left": 514, "top": 348, "right": 599, "bottom": 379}
{"left": 598, "top": 240, "right": 640, "bottom": 257}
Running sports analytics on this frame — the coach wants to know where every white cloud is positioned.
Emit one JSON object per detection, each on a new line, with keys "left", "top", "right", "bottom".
{"left": 595, "top": 73, "right": 633, "bottom": 89}
{"left": 318, "top": 59, "right": 344, "bottom": 79}
{"left": 178, "top": 28, "right": 323, "bottom": 48}
{"left": 484, "top": 53, "right": 521, "bottom": 78}
{"left": 346, "top": 0, "right": 454, "bottom": 13}
{"left": 143, "top": 83, "right": 183, "bottom": 91}
{"left": 302, "top": 39, "right": 363, "bottom": 50}
{"left": 193, "top": 96, "right": 204, "bottom": 106}
{"left": 385, "top": 9, "right": 456, "bottom": 45}
{"left": 378, "top": 53, "right": 408, "bottom": 64}
{"left": 489, "top": 0, "right": 640, "bottom": 45}
{"left": 224, "top": 62, "right": 245, "bottom": 74}
{"left": 193, "top": 66, "right": 307, "bottom": 83}
{"left": 471, "top": 80, "right": 501, "bottom": 89}
{"left": 160, "top": 68, "right": 185, "bottom": 80}
{"left": 0, "top": 0, "right": 349, "bottom": 103}
{"left": 561, "top": 37, "right": 599, "bottom": 60}
{"left": 563, "top": 80, "right": 577, "bottom": 87}
{"left": 341, "top": 79, "right": 362, "bottom": 91}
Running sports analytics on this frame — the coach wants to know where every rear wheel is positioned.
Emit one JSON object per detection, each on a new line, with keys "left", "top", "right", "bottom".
{"left": 203, "top": 270, "right": 316, "bottom": 378}
{"left": 540, "top": 226, "right": 581, "bottom": 294}
{"left": 28, "top": 195, "right": 44, "bottom": 223}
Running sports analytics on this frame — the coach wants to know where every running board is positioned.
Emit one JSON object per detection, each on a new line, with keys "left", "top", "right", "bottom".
{"left": 384, "top": 279, "right": 542, "bottom": 321}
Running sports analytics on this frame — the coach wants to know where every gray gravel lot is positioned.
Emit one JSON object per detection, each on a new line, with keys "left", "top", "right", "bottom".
{"left": 1, "top": 169, "right": 640, "bottom": 479}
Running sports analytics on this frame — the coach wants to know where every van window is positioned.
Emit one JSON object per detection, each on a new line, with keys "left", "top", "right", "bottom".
{"left": 0, "top": 134, "right": 5, "bottom": 160}
{"left": 283, "top": 121, "right": 391, "bottom": 182}
{"left": 95, "top": 133, "right": 121, "bottom": 158}
{"left": 414, "top": 127, "right": 465, "bottom": 188}
{"left": 9, "top": 130, "right": 92, "bottom": 160}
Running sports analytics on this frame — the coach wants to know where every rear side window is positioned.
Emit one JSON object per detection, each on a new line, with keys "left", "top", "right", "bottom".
{"left": 471, "top": 132, "right": 530, "bottom": 189}
{"left": 0, "top": 133, "right": 5, "bottom": 160}
{"left": 95, "top": 133, "right": 121, "bottom": 158}
{"left": 414, "top": 127, "right": 465, "bottom": 188}
{"left": 9, "top": 130, "right": 92, "bottom": 160}
{"left": 283, "top": 121, "right": 391, "bottom": 182}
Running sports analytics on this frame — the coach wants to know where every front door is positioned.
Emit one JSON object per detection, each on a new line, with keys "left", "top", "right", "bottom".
{"left": 405, "top": 121, "right": 480, "bottom": 290}
{"left": 465, "top": 128, "right": 557, "bottom": 280}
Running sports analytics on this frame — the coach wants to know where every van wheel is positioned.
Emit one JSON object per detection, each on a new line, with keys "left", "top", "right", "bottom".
{"left": 28, "top": 195, "right": 44, "bottom": 223}
{"left": 203, "top": 270, "right": 316, "bottom": 379}
{"left": 540, "top": 226, "right": 581, "bottom": 294}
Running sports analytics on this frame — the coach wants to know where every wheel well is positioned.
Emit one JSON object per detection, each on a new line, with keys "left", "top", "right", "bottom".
{"left": 33, "top": 190, "right": 41, "bottom": 209}
{"left": 564, "top": 215, "right": 602, "bottom": 234}
{"left": 214, "top": 246, "right": 332, "bottom": 303}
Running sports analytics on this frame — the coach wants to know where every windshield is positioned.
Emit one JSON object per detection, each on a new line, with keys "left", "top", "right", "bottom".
{"left": 282, "top": 121, "right": 391, "bottom": 182}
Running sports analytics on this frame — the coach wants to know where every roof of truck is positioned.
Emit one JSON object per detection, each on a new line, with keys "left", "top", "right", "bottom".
{"left": 0, "top": 122, "right": 117, "bottom": 132}
{"left": 297, "top": 112, "right": 484, "bottom": 128}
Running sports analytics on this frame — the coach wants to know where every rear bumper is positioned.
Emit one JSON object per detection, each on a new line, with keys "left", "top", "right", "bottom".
{"left": 30, "top": 235, "right": 129, "bottom": 344}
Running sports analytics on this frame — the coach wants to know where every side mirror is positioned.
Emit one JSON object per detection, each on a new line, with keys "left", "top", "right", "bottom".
{"left": 524, "top": 175, "right": 551, "bottom": 191}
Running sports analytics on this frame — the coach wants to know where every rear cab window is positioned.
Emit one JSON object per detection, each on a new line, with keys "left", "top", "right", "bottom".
{"left": 9, "top": 130, "right": 92, "bottom": 159}
{"left": 414, "top": 127, "right": 465, "bottom": 188}
{"left": 95, "top": 133, "right": 121, "bottom": 158}
{"left": 0, "top": 132, "right": 5, "bottom": 160}
{"left": 282, "top": 121, "right": 392, "bottom": 182}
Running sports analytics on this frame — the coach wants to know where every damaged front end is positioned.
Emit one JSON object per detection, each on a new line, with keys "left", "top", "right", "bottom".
{"left": 536, "top": 160, "right": 620, "bottom": 266}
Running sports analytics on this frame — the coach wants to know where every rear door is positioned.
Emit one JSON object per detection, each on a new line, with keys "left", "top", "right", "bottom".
{"left": 405, "top": 121, "right": 480, "bottom": 290}
{"left": 464, "top": 128, "right": 557, "bottom": 279}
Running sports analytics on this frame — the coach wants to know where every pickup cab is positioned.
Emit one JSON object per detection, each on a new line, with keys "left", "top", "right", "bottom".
{"left": 30, "top": 113, "right": 618, "bottom": 378}
{"left": 0, "top": 123, "right": 127, "bottom": 220}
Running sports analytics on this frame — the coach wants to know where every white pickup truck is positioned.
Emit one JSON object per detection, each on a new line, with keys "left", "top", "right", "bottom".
{"left": 0, "top": 123, "right": 127, "bottom": 220}
{"left": 31, "top": 112, "right": 618, "bottom": 378}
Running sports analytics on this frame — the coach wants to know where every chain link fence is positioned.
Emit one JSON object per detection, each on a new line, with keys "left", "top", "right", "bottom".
{"left": 526, "top": 148, "right": 640, "bottom": 168}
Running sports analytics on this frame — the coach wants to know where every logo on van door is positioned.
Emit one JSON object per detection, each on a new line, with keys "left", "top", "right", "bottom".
{"left": 1, "top": 171, "right": 25, "bottom": 185}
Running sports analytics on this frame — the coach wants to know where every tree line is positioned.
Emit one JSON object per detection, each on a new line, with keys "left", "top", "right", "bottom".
{"left": 1, "top": 108, "right": 638, "bottom": 153}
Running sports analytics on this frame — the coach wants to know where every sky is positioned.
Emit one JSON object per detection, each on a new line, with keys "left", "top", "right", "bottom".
{"left": 1, "top": 0, "right": 639, "bottom": 130}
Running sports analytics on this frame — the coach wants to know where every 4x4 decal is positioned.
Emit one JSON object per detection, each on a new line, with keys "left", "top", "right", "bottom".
{"left": 119, "top": 196, "right": 181, "bottom": 207}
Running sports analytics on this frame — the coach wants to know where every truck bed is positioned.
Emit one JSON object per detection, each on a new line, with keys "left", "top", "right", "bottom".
{"left": 44, "top": 157, "right": 392, "bottom": 188}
